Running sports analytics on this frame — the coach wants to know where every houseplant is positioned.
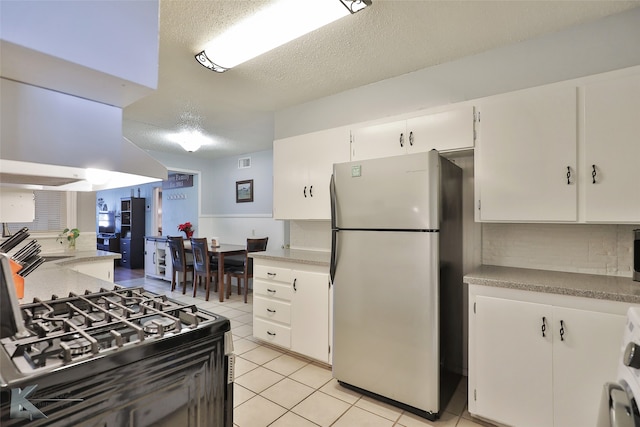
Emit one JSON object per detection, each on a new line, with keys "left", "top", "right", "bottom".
{"left": 57, "top": 228, "right": 80, "bottom": 249}
{"left": 178, "top": 222, "right": 194, "bottom": 239}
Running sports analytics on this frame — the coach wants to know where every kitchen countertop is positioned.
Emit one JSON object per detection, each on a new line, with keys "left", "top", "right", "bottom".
{"left": 250, "top": 248, "right": 330, "bottom": 267}
{"left": 464, "top": 265, "right": 640, "bottom": 304}
{"left": 19, "top": 250, "right": 121, "bottom": 303}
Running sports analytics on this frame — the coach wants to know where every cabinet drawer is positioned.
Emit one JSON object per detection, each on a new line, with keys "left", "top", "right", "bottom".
{"left": 253, "top": 319, "right": 291, "bottom": 348}
{"left": 254, "top": 279, "right": 293, "bottom": 301}
{"left": 254, "top": 296, "right": 291, "bottom": 325}
{"left": 254, "top": 264, "right": 291, "bottom": 283}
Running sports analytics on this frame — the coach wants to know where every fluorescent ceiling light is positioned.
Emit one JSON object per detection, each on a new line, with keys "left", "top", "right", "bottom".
{"left": 168, "top": 129, "right": 211, "bottom": 152}
{"left": 196, "top": 0, "right": 371, "bottom": 72}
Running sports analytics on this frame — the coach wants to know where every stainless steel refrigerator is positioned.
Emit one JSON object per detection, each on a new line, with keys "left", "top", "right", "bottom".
{"left": 330, "top": 150, "right": 463, "bottom": 421}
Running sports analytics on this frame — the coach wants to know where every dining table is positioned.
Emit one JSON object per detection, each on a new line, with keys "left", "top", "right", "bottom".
{"left": 209, "top": 244, "right": 247, "bottom": 302}
{"left": 183, "top": 241, "right": 248, "bottom": 302}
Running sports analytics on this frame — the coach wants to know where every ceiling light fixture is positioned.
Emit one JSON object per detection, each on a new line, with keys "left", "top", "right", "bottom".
{"left": 195, "top": 0, "right": 372, "bottom": 72}
{"left": 168, "top": 130, "right": 211, "bottom": 152}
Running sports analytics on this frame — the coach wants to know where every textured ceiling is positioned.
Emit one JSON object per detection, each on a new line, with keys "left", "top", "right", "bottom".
{"left": 123, "top": 0, "right": 640, "bottom": 159}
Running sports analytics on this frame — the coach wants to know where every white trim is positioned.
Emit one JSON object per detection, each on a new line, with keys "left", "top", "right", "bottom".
{"left": 199, "top": 213, "right": 275, "bottom": 219}
{"left": 66, "top": 191, "right": 77, "bottom": 227}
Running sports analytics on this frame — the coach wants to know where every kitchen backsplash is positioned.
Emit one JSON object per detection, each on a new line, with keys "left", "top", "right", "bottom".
{"left": 482, "top": 223, "right": 637, "bottom": 277}
{"left": 289, "top": 221, "right": 331, "bottom": 252}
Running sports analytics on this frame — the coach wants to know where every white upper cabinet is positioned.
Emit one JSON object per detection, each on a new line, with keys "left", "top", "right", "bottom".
{"left": 351, "top": 120, "right": 407, "bottom": 160}
{"left": 406, "top": 105, "right": 476, "bottom": 153}
{"left": 273, "top": 127, "right": 350, "bottom": 220}
{"left": 475, "top": 69, "right": 640, "bottom": 223}
{"left": 350, "top": 105, "right": 476, "bottom": 161}
{"left": 475, "top": 85, "right": 578, "bottom": 222}
{"left": 583, "top": 73, "right": 640, "bottom": 223}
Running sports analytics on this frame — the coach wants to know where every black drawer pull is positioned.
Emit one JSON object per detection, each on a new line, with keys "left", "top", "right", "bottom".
{"left": 267, "top": 272, "right": 276, "bottom": 277}
{"left": 267, "top": 288, "right": 276, "bottom": 293}
{"left": 267, "top": 308, "right": 276, "bottom": 313}
{"left": 267, "top": 331, "right": 276, "bottom": 336}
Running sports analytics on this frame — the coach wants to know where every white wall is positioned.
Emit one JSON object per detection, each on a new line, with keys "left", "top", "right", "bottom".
{"left": 147, "top": 148, "right": 286, "bottom": 248}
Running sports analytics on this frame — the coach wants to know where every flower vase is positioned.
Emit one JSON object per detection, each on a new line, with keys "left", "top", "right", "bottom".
{"left": 184, "top": 231, "right": 193, "bottom": 239}
{"left": 68, "top": 238, "right": 76, "bottom": 250}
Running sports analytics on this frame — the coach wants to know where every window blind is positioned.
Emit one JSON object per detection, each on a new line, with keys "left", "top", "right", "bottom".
{"left": 8, "top": 191, "right": 66, "bottom": 233}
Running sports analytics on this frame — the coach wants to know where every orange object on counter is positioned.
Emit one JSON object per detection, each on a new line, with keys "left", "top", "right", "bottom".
{"left": 9, "top": 258, "right": 24, "bottom": 299}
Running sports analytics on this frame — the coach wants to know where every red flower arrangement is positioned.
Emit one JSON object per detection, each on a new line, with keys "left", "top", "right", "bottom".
{"left": 178, "top": 222, "right": 194, "bottom": 238}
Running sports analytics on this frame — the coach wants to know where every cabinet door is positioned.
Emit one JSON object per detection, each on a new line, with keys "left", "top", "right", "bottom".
{"left": 584, "top": 73, "right": 640, "bottom": 222}
{"left": 144, "top": 240, "right": 157, "bottom": 277}
{"left": 273, "top": 136, "right": 309, "bottom": 219}
{"left": 305, "top": 127, "right": 350, "bottom": 219}
{"left": 476, "top": 85, "right": 577, "bottom": 221}
{"left": 407, "top": 105, "right": 475, "bottom": 153}
{"left": 552, "top": 307, "right": 625, "bottom": 427}
{"left": 291, "top": 270, "right": 329, "bottom": 363}
{"left": 273, "top": 127, "right": 350, "bottom": 220}
{"left": 71, "top": 260, "right": 114, "bottom": 283}
{"left": 474, "top": 296, "right": 553, "bottom": 427}
{"left": 350, "top": 120, "right": 407, "bottom": 161}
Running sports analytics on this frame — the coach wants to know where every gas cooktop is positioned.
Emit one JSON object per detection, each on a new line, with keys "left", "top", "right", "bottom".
{"left": 1, "top": 286, "right": 222, "bottom": 376}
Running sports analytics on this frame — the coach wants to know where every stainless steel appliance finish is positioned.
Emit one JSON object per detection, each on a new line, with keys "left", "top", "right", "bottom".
{"left": 633, "top": 229, "right": 639, "bottom": 282}
{"left": 0, "top": 253, "right": 233, "bottom": 426}
{"left": 598, "top": 308, "right": 640, "bottom": 427}
{"left": 330, "top": 150, "right": 463, "bottom": 420}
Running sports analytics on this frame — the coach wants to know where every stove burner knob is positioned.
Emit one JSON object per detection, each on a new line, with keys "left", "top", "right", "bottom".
{"left": 623, "top": 342, "right": 640, "bottom": 369}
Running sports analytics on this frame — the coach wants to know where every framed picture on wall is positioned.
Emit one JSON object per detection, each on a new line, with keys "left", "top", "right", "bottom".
{"left": 236, "top": 179, "right": 254, "bottom": 203}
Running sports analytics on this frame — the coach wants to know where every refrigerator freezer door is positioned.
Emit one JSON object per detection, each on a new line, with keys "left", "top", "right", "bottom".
{"left": 332, "top": 229, "right": 440, "bottom": 414}
{"left": 332, "top": 151, "right": 440, "bottom": 230}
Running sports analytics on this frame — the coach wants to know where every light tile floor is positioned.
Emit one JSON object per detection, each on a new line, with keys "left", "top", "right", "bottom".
{"left": 118, "top": 275, "right": 496, "bottom": 427}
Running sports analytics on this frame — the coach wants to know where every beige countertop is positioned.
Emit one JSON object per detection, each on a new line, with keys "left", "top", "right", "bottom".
{"left": 464, "top": 265, "right": 640, "bottom": 304}
{"left": 250, "top": 248, "right": 330, "bottom": 267}
{"left": 19, "top": 250, "right": 121, "bottom": 303}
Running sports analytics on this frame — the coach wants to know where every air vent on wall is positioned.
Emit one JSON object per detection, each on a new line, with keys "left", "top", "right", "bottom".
{"left": 238, "top": 157, "right": 251, "bottom": 169}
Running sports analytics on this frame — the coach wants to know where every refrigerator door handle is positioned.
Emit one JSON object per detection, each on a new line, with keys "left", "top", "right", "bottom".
{"left": 330, "top": 229, "right": 337, "bottom": 283}
{"left": 330, "top": 174, "right": 337, "bottom": 231}
{"left": 330, "top": 173, "right": 338, "bottom": 283}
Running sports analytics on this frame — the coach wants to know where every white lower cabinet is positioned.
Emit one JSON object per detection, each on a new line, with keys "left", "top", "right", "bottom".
{"left": 253, "top": 259, "right": 331, "bottom": 363}
{"left": 144, "top": 238, "right": 172, "bottom": 281}
{"left": 69, "top": 259, "right": 115, "bottom": 283}
{"left": 469, "top": 286, "right": 627, "bottom": 427}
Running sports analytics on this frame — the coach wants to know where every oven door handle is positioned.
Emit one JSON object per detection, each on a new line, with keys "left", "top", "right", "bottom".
{"left": 597, "top": 382, "right": 635, "bottom": 427}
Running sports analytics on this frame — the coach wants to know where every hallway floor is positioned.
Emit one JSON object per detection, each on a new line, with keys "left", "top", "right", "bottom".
{"left": 116, "top": 268, "right": 493, "bottom": 427}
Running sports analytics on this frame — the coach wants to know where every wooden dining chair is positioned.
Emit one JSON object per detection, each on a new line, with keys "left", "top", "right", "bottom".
{"left": 226, "top": 237, "right": 268, "bottom": 303}
{"left": 190, "top": 238, "right": 218, "bottom": 301}
{"left": 167, "top": 236, "right": 194, "bottom": 295}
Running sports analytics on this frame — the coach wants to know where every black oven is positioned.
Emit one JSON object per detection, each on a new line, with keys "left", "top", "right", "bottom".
{"left": 0, "top": 254, "right": 234, "bottom": 426}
